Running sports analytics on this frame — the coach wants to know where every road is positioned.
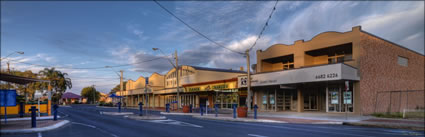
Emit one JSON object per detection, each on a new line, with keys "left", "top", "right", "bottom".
{"left": 4, "top": 105, "right": 424, "bottom": 137}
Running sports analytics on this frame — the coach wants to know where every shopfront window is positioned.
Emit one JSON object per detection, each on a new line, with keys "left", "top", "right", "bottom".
{"left": 327, "top": 83, "right": 353, "bottom": 112}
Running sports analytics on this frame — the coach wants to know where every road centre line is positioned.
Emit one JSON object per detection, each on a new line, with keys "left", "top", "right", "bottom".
{"left": 71, "top": 122, "right": 119, "bottom": 137}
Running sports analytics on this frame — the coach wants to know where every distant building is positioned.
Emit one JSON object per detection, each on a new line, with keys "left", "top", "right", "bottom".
{"left": 61, "top": 92, "right": 82, "bottom": 105}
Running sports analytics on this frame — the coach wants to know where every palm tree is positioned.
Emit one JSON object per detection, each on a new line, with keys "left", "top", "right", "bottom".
{"left": 39, "top": 68, "right": 72, "bottom": 103}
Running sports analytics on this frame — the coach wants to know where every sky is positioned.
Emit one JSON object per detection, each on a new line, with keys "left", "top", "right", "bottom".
{"left": 1, "top": 1, "right": 424, "bottom": 95}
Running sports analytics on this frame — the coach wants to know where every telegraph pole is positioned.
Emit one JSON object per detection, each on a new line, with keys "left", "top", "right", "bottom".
{"left": 175, "top": 50, "right": 180, "bottom": 109}
{"left": 92, "top": 85, "right": 96, "bottom": 104}
{"left": 245, "top": 50, "right": 252, "bottom": 111}
{"left": 120, "top": 70, "right": 123, "bottom": 103}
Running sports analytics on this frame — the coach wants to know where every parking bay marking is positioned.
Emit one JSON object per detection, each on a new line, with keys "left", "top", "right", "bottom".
{"left": 146, "top": 119, "right": 203, "bottom": 128}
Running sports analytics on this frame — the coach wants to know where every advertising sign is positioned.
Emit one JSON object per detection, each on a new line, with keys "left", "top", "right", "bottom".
{"left": 343, "top": 91, "right": 352, "bottom": 104}
{"left": 0, "top": 90, "right": 17, "bottom": 106}
{"left": 331, "top": 91, "right": 339, "bottom": 104}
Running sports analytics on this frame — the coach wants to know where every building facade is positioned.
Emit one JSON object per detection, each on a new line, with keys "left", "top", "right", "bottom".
{"left": 238, "top": 26, "right": 424, "bottom": 115}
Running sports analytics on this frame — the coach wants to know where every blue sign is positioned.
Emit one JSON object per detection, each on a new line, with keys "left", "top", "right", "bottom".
{"left": 0, "top": 90, "right": 17, "bottom": 106}
{"left": 145, "top": 77, "right": 149, "bottom": 85}
{"left": 171, "top": 101, "right": 178, "bottom": 104}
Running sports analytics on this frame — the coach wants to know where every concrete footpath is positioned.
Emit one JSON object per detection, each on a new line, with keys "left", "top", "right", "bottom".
{"left": 0, "top": 120, "right": 70, "bottom": 134}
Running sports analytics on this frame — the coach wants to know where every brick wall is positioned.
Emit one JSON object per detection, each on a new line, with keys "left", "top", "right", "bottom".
{"left": 358, "top": 32, "right": 425, "bottom": 114}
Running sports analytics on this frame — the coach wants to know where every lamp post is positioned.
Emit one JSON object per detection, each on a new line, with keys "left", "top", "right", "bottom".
{"left": 105, "top": 66, "right": 124, "bottom": 104}
{"left": 153, "top": 48, "right": 180, "bottom": 110}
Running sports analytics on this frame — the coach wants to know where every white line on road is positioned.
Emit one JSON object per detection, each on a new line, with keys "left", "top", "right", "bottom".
{"left": 248, "top": 134, "right": 268, "bottom": 137}
{"left": 147, "top": 119, "right": 203, "bottom": 128}
{"left": 71, "top": 122, "right": 119, "bottom": 137}
{"left": 38, "top": 132, "right": 42, "bottom": 137}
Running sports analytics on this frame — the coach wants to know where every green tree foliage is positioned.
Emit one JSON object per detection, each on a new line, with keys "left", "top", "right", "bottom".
{"left": 110, "top": 81, "right": 126, "bottom": 94}
{"left": 39, "top": 68, "right": 72, "bottom": 103}
{"left": 81, "top": 86, "right": 100, "bottom": 104}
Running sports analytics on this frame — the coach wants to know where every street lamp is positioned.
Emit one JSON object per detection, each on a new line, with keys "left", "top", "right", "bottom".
{"left": 152, "top": 48, "right": 181, "bottom": 110}
{"left": 105, "top": 66, "right": 124, "bottom": 104}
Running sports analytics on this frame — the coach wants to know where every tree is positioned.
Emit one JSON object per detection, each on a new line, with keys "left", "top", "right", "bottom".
{"left": 39, "top": 68, "right": 72, "bottom": 103}
{"left": 81, "top": 86, "right": 100, "bottom": 104}
{"left": 110, "top": 81, "right": 126, "bottom": 94}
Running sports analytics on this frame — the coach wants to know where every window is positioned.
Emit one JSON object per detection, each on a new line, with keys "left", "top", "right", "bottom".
{"left": 328, "top": 53, "right": 349, "bottom": 64}
{"left": 283, "top": 61, "right": 294, "bottom": 70}
{"left": 398, "top": 56, "right": 408, "bottom": 67}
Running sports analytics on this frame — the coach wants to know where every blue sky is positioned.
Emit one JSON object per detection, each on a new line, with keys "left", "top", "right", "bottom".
{"left": 1, "top": 1, "right": 424, "bottom": 95}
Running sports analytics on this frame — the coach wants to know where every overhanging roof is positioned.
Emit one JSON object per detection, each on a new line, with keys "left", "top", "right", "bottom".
{"left": 0, "top": 73, "right": 49, "bottom": 85}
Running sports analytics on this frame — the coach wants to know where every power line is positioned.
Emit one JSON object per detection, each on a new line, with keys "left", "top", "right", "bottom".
{"left": 5, "top": 57, "right": 164, "bottom": 70}
{"left": 248, "top": 0, "right": 279, "bottom": 52}
{"left": 154, "top": 0, "right": 244, "bottom": 55}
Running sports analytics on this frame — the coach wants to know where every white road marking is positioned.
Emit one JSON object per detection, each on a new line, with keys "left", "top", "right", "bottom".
{"left": 248, "top": 134, "right": 268, "bottom": 137}
{"left": 38, "top": 132, "right": 42, "bottom": 137}
{"left": 147, "top": 119, "right": 203, "bottom": 128}
{"left": 71, "top": 122, "right": 119, "bottom": 137}
{"left": 197, "top": 119, "right": 373, "bottom": 137}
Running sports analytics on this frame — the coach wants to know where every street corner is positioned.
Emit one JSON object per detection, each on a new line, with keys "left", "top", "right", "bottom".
{"left": 0, "top": 120, "right": 70, "bottom": 134}
{"left": 192, "top": 115, "right": 288, "bottom": 124}
{"left": 124, "top": 115, "right": 167, "bottom": 120}
{"left": 99, "top": 111, "right": 134, "bottom": 116}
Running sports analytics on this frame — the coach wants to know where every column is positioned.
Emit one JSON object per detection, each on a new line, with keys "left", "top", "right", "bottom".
{"left": 297, "top": 89, "right": 304, "bottom": 112}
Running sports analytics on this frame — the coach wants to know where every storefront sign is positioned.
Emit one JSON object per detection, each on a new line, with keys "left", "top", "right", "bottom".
{"left": 238, "top": 63, "right": 359, "bottom": 88}
{"left": 185, "top": 82, "right": 237, "bottom": 92}
{"left": 331, "top": 91, "right": 339, "bottom": 104}
{"left": 343, "top": 91, "right": 352, "bottom": 104}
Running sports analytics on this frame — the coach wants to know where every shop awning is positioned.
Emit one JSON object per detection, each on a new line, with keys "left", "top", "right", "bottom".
{"left": 0, "top": 73, "right": 49, "bottom": 85}
{"left": 238, "top": 63, "right": 360, "bottom": 87}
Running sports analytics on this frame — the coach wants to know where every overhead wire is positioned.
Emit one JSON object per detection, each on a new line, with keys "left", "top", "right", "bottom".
{"left": 153, "top": 0, "right": 244, "bottom": 55}
{"left": 4, "top": 57, "right": 164, "bottom": 70}
{"left": 248, "top": 0, "right": 279, "bottom": 52}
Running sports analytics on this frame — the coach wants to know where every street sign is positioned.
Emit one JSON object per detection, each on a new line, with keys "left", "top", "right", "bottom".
{"left": 345, "top": 81, "right": 349, "bottom": 91}
{"left": 0, "top": 90, "right": 17, "bottom": 106}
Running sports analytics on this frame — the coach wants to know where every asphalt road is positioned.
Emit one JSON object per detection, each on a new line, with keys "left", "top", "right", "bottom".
{"left": 4, "top": 104, "right": 424, "bottom": 137}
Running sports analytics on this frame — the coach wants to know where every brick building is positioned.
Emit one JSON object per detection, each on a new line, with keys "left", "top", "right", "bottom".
{"left": 238, "top": 26, "right": 424, "bottom": 115}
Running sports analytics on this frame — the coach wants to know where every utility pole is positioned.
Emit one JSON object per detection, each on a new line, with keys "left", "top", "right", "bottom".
{"left": 120, "top": 70, "right": 123, "bottom": 103}
{"left": 245, "top": 50, "right": 252, "bottom": 111}
{"left": 175, "top": 50, "right": 180, "bottom": 109}
{"left": 92, "top": 85, "right": 96, "bottom": 104}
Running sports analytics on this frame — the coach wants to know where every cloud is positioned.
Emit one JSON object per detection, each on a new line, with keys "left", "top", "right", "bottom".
{"left": 275, "top": 1, "right": 424, "bottom": 54}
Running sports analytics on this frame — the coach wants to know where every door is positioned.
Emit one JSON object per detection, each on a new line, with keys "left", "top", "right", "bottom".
{"left": 304, "top": 90, "right": 318, "bottom": 110}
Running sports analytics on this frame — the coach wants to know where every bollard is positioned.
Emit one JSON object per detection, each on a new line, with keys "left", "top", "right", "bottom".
{"left": 214, "top": 104, "right": 218, "bottom": 117}
{"left": 19, "top": 102, "right": 24, "bottom": 118}
{"left": 138, "top": 102, "right": 143, "bottom": 116}
{"left": 29, "top": 106, "right": 38, "bottom": 128}
{"left": 233, "top": 104, "right": 236, "bottom": 119}
{"left": 53, "top": 104, "right": 59, "bottom": 121}
{"left": 117, "top": 102, "right": 122, "bottom": 113}
{"left": 166, "top": 103, "right": 170, "bottom": 113}
{"left": 200, "top": 105, "right": 204, "bottom": 116}
{"left": 254, "top": 105, "right": 258, "bottom": 119}
{"left": 189, "top": 104, "right": 193, "bottom": 113}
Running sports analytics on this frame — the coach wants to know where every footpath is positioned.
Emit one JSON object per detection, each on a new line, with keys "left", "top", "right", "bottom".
{"left": 0, "top": 116, "right": 69, "bottom": 134}
{"left": 160, "top": 110, "right": 424, "bottom": 131}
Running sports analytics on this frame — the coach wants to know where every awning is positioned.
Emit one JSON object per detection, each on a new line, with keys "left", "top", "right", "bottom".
{"left": 0, "top": 73, "right": 49, "bottom": 85}
{"left": 238, "top": 63, "right": 360, "bottom": 87}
